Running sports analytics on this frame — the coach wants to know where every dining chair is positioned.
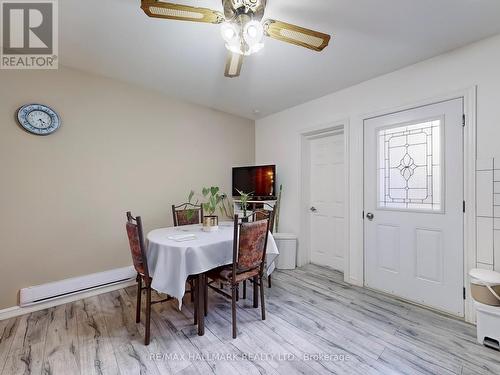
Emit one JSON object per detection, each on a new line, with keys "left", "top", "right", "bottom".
{"left": 255, "top": 204, "right": 277, "bottom": 288}
{"left": 126, "top": 211, "right": 174, "bottom": 345}
{"left": 237, "top": 208, "right": 274, "bottom": 299}
{"left": 172, "top": 203, "right": 204, "bottom": 226}
{"left": 172, "top": 202, "right": 204, "bottom": 303}
{"left": 207, "top": 214, "right": 270, "bottom": 338}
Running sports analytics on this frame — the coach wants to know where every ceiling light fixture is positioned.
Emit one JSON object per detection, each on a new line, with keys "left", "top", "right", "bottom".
{"left": 248, "top": 25, "right": 257, "bottom": 38}
{"left": 221, "top": 18, "right": 264, "bottom": 56}
{"left": 224, "top": 27, "right": 235, "bottom": 40}
{"left": 141, "top": 0, "right": 331, "bottom": 78}
{"left": 242, "top": 20, "right": 264, "bottom": 55}
{"left": 221, "top": 22, "right": 238, "bottom": 42}
{"left": 221, "top": 22, "right": 243, "bottom": 55}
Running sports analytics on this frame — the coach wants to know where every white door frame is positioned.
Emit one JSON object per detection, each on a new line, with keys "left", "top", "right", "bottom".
{"left": 360, "top": 87, "right": 477, "bottom": 322}
{"left": 299, "top": 119, "right": 351, "bottom": 279}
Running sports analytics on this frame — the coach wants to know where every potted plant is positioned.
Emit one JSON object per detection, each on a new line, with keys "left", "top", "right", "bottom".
{"left": 218, "top": 192, "right": 234, "bottom": 219}
{"left": 201, "top": 186, "right": 224, "bottom": 231}
{"left": 184, "top": 190, "right": 199, "bottom": 222}
{"left": 184, "top": 187, "right": 233, "bottom": 230}
{"left": 236, "top": 190, "right": 253, "bottom": 222}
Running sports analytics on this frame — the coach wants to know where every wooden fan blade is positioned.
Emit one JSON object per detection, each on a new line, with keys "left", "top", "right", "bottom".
{"left": 263, "top": 19, "right": 331, "bottom": 52}
{"left": 141, "top": 1, "right": 224, "bottom": 24}
{"left": 224, "top": 51, "right": 243, "bottom": 78}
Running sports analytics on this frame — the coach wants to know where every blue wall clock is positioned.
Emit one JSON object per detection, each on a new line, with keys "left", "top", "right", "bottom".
{"left": 17, "top": 104, "right": 61, "bottom": 136}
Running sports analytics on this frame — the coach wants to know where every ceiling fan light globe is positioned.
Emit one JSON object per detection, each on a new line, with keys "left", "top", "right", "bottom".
{"left": 225, "top": 35, "right": 244, "bottom": 55}
{"left": 247, "top": 25, "right": 258, "bottom": 38}
{"left": 225, "top": 28, "right": 235, "bottom": 39}
{"left": 245, "top": 42, "right": 264, "bottom": 55}
{"left": 251, "top": 42, "right": 264, "bottom": 54}
{"left": 227, "top": 44, "right": 243, "bottom": 55}
{"left": 243, "top": 20, "right": 264, "bottom": 48}
{"left": 221, "top": 22, "right": 239, "bottom": 43}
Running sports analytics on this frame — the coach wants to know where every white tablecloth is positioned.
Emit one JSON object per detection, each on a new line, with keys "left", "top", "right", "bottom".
{"left": 147, "top": 222, "right": 279, "bottom": 307}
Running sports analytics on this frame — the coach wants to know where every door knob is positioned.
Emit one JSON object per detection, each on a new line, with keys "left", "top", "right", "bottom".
{"left": 366, "top": 212, "right": 374, "bottom": 221}
{"left": 310, "top": 206, "right": 317, "bottom": 212}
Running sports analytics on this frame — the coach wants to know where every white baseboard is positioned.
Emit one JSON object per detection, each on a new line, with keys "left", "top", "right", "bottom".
{"left": 20, "top": 266, "right": 136, "bottom": 306}
{"left": 0, "top": 267, "right": 137, "bottom": 321}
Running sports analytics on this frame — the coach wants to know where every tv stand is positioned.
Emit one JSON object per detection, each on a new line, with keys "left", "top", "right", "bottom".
{"left": 233, "top": 199, "right": 277, "bottom": 218}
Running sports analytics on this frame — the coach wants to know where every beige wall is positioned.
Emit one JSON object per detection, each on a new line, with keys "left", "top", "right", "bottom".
{"left": 0, "top": 66, "right": 254, "bottom": 309}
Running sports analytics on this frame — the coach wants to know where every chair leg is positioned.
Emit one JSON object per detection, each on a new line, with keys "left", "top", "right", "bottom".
{"left": 253, "top": 276, "right": 259, "bottom": 308}
{"left": 231, "top": 284, "right": 237, "bottom": 339}
{"left": 242, "top": 280, "right": 247, "bottom": 299}
{"left": 260, "top": 276, "right": 266, "bottom": 320}
{"left": 204, "top": 276, "right": 208, "bottom": 317}
{"left": 193, "top": 278, "right": 198, "bottom": 325}
{"left": 197, "top": 274, "right": 205, "bottom": 336}
{"left": 136, "top": 276, "right": 142, "bottom": 323}
{"left": 268, "top": 274, "right": 272, "bottom": 288}
{"left": 190, "top": 280, "right": 195, "bottom": 303}
{"left": 145, "top": 285, "right": 151, "bottom": 346}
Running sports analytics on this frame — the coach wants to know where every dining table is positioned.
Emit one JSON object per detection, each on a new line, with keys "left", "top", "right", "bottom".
{"left": 146, "top": 221, "right": 280, "bottom": 335}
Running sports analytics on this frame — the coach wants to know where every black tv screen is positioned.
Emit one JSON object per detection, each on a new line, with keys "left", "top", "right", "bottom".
{"left": 232, "top": 165, "right": 276, "bottom": 199}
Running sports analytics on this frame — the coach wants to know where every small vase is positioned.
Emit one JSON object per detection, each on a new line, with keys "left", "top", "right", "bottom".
{"left": 202, "top": 215, "right": 219, "bottom": 232}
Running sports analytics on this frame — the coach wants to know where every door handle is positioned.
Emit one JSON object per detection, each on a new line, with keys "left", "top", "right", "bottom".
{"left": 366, "top": 212, "right": 374, "bottom": 221}
{"left": 310, "top": 206, "right": 317, "bottom": 212}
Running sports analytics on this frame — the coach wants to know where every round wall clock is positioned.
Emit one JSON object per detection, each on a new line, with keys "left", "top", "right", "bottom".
{"left": 17, "top": 104, "right": 61, "bottom": 136}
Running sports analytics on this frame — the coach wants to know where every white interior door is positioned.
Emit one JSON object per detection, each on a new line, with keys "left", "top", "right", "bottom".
{"left": 364, "top": 98, "right": 464, "bottom": 316}
{"left": 309, "top": 132, "right": 345, "bottom": 271}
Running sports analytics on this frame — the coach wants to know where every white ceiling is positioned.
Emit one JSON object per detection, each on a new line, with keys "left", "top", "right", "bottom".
{"left": 60, "top": 0, "right": 500, "bottom": 119}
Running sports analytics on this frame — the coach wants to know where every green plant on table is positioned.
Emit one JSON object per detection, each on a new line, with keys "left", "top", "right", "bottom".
{"left": 236, "top": 189, "right": 253, "bottom": 217}
{"left": 185, "top": 189, "right": 198, "bottom": 221}
{"left": 185, "top": 187, "right": 233, "bottom": 220}
{"left": 202, "top": 186, "right": 224, "bottom": 216}
{"left": 218, "top": 193, "right": 234, "bottom": 219}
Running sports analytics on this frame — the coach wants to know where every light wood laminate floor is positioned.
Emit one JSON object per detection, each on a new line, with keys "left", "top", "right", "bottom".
{"left": 1, "top": 264, "right": 499, "bottom": 375}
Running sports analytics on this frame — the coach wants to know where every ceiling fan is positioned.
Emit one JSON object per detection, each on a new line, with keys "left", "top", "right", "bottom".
{"left": 141, "top": 0, "right": 331, "bottom": 78}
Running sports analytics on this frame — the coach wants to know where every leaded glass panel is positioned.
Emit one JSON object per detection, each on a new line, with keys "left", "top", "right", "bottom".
{"left": 378, "top": 119, "right": 442, "bottom": 211}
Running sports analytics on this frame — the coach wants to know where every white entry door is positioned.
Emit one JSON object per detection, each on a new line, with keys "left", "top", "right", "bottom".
{"left": 364, "top": 98, "right": 464, "bottom": 316}
{"left": 309, "top": 132, "right": 345, "bottom": 271}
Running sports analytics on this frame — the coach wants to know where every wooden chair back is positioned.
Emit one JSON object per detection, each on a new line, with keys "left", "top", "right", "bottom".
{"left": 232, "top": 214, "right": 270, "bottom": 279}
{"left": 172, "top": 203, "right": 203, "bottom": 226}
{"left": 254, "top": 204, "right": 276, "bottom": 233}
{"left": 126, "top": 211, "right": 149, "bottom": 278}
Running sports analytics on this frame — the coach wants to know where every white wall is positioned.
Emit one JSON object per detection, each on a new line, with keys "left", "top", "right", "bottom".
{"left": 0, "top": 66, "right": 254, "bottom": 309}
{"left": 256, "top": 33, "right": 500, "bottom": 286}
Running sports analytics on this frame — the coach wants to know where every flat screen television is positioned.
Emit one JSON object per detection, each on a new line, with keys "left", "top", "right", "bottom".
{"left": 232, "top": 165, "right": 276, "bottom": 199}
